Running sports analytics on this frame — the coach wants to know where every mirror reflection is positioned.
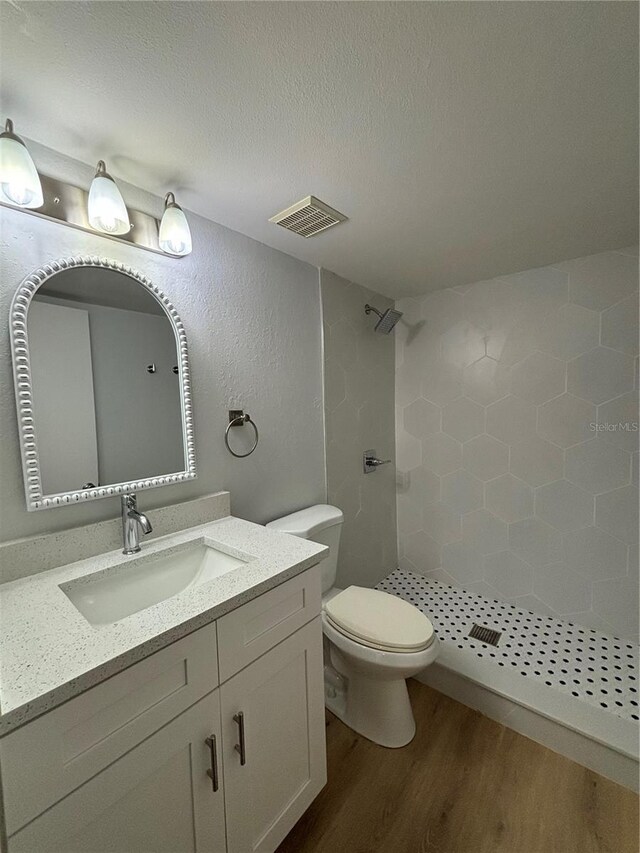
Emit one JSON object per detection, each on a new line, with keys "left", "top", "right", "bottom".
{"left": 27, "top": 266, "right": 185, "bottom": 496}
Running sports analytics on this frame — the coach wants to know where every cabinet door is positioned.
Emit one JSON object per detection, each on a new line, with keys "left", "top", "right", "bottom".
{"left": 221, "top": 616, "right": 326, "bottom": 853}
{"left": 1, "top": 621, "right": 218, "bottom": 836}
{"left": 8, "top": 691, "right": 226, "bottom": 853}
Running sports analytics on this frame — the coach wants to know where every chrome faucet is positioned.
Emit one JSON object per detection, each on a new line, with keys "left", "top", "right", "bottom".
{"left": 121, "top": 493, "right": 153, "bottom": 555}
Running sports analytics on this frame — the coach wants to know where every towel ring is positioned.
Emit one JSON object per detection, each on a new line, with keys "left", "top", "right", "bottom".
{"left": 225, "top": 411, "right": 259, "bottom": 458}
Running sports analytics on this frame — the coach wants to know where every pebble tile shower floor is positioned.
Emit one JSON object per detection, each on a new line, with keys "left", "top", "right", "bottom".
{"left": 377, "top": 569, "right": 639, "bottom": 724}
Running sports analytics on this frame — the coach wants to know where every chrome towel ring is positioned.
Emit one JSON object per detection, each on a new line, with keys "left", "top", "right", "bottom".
{"left": 225, "top": 410, "right": 259, "bottom": 458}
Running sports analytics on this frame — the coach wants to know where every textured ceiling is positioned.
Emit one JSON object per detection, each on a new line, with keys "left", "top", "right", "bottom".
{"left": 0, "top": 1, "right": 637, "bottom": 297}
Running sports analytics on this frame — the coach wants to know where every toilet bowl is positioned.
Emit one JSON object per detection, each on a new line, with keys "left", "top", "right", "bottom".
{"left": 266, "top": 505, "right": 439, "bottom": 747}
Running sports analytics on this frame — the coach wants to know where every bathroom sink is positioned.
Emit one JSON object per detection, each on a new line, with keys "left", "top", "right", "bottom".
{"left": 60, "top": 540, "right": 251, "bottom": 626}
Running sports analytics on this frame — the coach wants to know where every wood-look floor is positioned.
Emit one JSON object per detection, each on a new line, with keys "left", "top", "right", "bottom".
{"left": 277, "top": 680, "right": 639, "bottom": 853}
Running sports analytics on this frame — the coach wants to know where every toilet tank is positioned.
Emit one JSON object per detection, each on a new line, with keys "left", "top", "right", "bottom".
{"left": 266, "top": 504, "right": 343, "bottom": 594}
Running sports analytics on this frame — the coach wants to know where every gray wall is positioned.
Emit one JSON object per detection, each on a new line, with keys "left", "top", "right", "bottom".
{"left": 395, "top": 247, "right": 639, "bottom": 642}
{"left": 0, "top": 141, "right": 326, "bottom": 542}
{"left": 321, "top": 269, "right": 397, "bottom": 588}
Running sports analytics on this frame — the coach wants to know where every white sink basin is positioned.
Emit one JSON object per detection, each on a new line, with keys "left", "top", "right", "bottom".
{"left": 60, "top": 540, "right": 251, "bottom": 626}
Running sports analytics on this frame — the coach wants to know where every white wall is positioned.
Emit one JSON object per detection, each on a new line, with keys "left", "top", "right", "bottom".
{"left": 395, "top": 247, "right": 639, "bottom": 642}
{"left": 0, "top": 141, "right": 326, "bottom": 541}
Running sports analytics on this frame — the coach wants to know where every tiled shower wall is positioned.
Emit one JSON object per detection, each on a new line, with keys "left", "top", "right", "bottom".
{"left": 321, "top": 269, "right": 397, "bottom": 588}
{"left": 395, "top": 247, "right": 639, "bottom": 642}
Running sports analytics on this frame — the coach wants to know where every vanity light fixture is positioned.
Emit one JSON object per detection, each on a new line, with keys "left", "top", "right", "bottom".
{"left": 159, "top": 192, "right": 192, "bottom": 256}
{"left": 0, "top": 120, "right": 189, "bottom": 257}
{"left": 0, "top": 118, "right": 44, "bottom": 209}
{"left": 87, "top": 160, "right": 130, "bottom": 235}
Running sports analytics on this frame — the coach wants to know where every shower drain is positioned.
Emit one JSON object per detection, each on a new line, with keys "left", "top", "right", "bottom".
{"left": 468, "top": 623, "right": 502, "bottom": 646}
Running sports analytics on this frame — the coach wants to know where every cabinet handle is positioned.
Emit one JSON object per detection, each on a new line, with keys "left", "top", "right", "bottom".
{"left": 233, "top": 712, "right": 246, "bottom": 766}
{"left": 205, "top": 735, "right": 219, "bottom": 791}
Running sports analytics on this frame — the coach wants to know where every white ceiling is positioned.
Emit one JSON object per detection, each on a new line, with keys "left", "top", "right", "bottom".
{"left": 1, "top": 1, "right": 637, "bottom": 298}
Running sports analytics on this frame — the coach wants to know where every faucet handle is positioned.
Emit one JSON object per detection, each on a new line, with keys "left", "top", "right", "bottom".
{"left": 363, "top": 450, "right": 392, "bottom": 473}
{"left": 122, "top": 493, "right": 137, "bottom": 510}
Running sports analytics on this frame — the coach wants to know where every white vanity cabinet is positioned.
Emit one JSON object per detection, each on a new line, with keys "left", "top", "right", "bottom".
{"left": 0, "top": 567, "right": 326, "bottom": 853}
{"left": 221, "top": 619, "right": 325, "bottom": 853}
{"left": 7, "top": 690, "right": 228, "bottom": 853}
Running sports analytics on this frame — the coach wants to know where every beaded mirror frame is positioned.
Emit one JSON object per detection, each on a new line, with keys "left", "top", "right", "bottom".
{"left": 10, "top": 256, "right": 196, "bottom": 510}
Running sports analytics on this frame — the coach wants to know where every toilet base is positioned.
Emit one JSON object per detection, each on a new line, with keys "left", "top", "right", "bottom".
{"left": 321, "top": 612, "right": 440, "bottom": 749}
{"left": 324, "top": 656, "right": 417, "bottom": 748}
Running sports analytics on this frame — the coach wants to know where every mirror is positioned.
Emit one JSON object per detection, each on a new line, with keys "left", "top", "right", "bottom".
{"left": 11, "top": 258, "right": 196, "bottom": 510}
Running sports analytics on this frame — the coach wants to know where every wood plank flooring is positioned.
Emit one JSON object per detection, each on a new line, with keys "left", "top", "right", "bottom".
{"left": 277, "top": 679, "right": 639, "bottom": 853}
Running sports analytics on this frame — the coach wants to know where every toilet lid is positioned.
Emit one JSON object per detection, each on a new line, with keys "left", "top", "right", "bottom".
{"left": 324, "top": 586, "right": 435, "bottom": 651}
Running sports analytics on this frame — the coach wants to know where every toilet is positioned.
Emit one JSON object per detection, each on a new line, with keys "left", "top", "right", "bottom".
{"left": 266, "top": 504, "right": 439, "bottom": 748}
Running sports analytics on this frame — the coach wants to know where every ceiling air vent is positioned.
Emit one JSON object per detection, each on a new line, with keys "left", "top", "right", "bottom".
{"left": 269, "top": 195, "right": 347, "bottom": 238}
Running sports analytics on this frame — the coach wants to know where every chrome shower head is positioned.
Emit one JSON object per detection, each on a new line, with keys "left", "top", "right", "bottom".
{"left": 364, "top": 303, "right": 403, "bottom": 334}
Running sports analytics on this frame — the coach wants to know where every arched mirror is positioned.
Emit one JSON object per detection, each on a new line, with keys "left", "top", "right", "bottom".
{"left": 10, "top": 257, "right": 196, "bottom": 510}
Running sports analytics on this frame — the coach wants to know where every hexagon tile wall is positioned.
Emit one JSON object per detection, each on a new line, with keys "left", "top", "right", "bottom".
{"left": 321, "top": 269, "right": 398, "bottom": 588}
{"left": 395, "top": 246, "right": 639, "bottom": 642}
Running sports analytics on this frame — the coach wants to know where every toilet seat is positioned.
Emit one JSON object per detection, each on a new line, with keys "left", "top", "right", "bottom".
{"left": 324, "top": 586, "right": 435, "bottom": 653}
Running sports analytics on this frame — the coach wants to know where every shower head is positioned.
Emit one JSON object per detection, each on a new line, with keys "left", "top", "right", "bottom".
{"left": 364, "top": 303, "right": 403, "bottom": 334}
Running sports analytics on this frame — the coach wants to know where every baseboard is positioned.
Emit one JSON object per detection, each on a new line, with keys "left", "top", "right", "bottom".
{"left": 416, "top": 663, "right": 639, "bottom": 792}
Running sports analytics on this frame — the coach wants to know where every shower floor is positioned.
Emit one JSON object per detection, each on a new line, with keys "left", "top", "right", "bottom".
{"left": 377, "top": 569, "right": 639, "bottom": 724}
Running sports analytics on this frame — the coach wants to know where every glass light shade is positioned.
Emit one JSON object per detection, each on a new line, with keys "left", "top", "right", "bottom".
{"left": 88, "top": 165, "right": 130, "bottom": 235}
{"left": 159, "top": 200, "right": 192, "bottom": 256}
{"left": 0, "top": 130, "right": 44, "bottom": 209}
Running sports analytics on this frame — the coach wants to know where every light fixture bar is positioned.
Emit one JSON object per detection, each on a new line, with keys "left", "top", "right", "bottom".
{"left": 0, "top": 173, "right": 183, "bottom": 258}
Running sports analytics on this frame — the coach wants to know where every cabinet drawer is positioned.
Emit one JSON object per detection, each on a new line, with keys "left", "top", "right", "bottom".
{"left": 217, "top": 567, "right": 321, "bottom": 682}
{"left": 0, "top": 621, "right": 218, "bottom": 836}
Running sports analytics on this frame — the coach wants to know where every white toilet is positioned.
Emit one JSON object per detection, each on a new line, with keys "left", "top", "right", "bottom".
{"left": 266, "top": 504, "right": 439, "bottom": 748}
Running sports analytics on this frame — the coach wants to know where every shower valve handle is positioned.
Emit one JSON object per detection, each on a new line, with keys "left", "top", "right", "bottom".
{"left": 363, "top": 450, "right": 391, "bottom": 473}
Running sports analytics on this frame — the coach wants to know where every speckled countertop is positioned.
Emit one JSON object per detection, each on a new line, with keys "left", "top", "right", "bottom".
{"left": 0, "top": 516, "right": 327, "bottom": 735}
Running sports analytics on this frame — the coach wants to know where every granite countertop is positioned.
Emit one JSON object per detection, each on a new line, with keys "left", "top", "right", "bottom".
{"left": 0, "top": 516, "right": 327, "bottom": 735}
